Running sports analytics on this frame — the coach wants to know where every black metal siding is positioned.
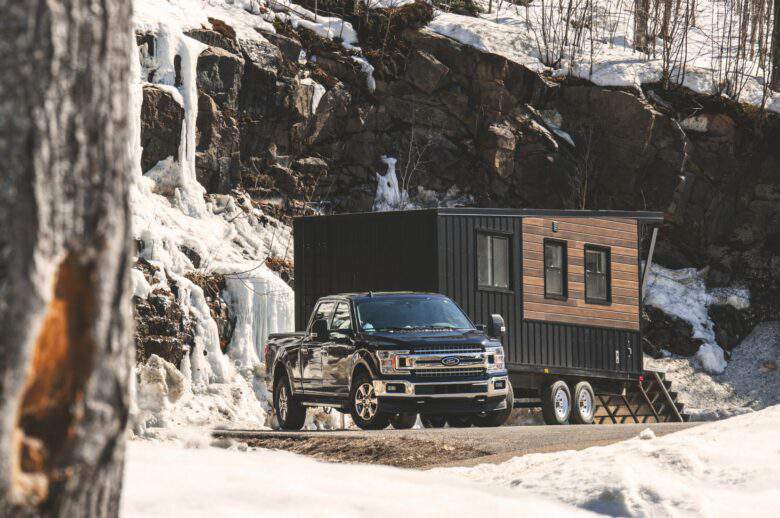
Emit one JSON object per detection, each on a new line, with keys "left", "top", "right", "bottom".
{"left": 435, "top": 214, "right": 524, "bottom": 364}
{"left": 294, "top": 211, "right": 439, "bottom": 329}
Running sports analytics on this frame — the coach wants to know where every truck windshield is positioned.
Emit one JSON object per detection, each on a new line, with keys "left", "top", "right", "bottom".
{"left": 355, "top": 297, "right": 474, "bottom": 332}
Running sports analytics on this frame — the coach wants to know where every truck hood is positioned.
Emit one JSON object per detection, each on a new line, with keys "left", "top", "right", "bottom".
{"left": 357, "top": 329, "right": 493, "bottom": 349}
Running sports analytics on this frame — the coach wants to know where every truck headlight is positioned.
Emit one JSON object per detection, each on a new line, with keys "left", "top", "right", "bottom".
{"left": 486, "top": 346, "right": 505, "bottom": 373}
{"left": 376, "top": 350, "right": 410, "bottom": 375}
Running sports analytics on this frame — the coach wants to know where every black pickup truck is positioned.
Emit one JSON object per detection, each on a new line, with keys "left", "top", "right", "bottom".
{"left": 264, "top": 292, "right": 513, "bottom": 430}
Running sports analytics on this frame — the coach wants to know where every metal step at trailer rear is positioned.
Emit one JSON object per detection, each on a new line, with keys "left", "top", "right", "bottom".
{"left": 594, "top": 370, "right": 690, "bottom": 424}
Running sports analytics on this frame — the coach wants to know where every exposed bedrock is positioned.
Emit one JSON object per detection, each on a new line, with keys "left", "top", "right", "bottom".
{"left": 135, "top": 7, "right": 780, "bottom": 348}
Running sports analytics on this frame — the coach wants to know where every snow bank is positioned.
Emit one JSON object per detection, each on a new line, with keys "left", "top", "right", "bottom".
{"left": 645, "top": 321, "right": 780, "bottom": 420}
{"left": 442, "top": 406, "right": 780, "bottom": 516}
{"left": 644, "top": 264, "right": 749, "bottom": 374}
{"left": 426, "top": 0, "right": 780, "bottom": 113}
{"left": 122, "top": 440, "right": 592, "bottom": 517}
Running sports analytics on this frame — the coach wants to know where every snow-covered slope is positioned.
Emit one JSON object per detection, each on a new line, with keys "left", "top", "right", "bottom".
{"left": 427, "top": 0, "right": 780, "bottom": 113}
{"left": 439, "top": 405, "right": 780, "bottom": 516}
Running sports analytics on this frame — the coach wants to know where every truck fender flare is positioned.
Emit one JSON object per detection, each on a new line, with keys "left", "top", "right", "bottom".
{"left": 270, "top": 356, "right": 297, "bottom": 396}
{"left": 348, "top": 349, "right": 379, "bottom": 387}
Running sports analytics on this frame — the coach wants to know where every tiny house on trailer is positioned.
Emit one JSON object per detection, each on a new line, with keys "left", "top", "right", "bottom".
{"left": 294, "top": 208, "right": 687, "bottom": 424}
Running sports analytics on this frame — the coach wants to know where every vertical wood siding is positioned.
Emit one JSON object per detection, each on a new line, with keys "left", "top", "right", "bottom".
{"left": 521, "top": 217, "right": 640, "bottom": 331}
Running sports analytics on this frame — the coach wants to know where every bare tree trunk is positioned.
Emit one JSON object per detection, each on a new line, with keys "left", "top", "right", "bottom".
{"left": 0, "top": 1, "right": 133, "bottom": 516}
{"left": 772, "top": 0, "right": 780, "bottom": 89}
{"left": 634, "top": 0, "right": 651, "bottom": 51}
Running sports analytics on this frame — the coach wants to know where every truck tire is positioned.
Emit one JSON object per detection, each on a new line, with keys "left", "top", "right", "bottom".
{"left": 274, "top": 374, "right": 306, "bottom": 430}
{"left": 473, "top": 380, "right": 514, "bottom": 427}
{"left": 389, "top": 413, "right": 417, "bottom": 429}
{"left": 350, "top": 373, "right": 391, "bottom": 430}
{"left": 446, "top": 415, "right": 472, "bottom": 428}
{"left": 541, "top": 379, "right": 571, "bottom": 425}
{"left": 420, "top": 414, "right": 447, "bottom": 428}
{"left": 570, "top": 381, "right": 596, "bottom": 425}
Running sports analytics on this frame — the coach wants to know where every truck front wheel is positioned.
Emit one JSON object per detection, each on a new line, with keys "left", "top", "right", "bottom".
{"left": 389, "top": 413, "right": 417, "bottom": 429}
{"left": 420, "top": 414, "right": 447, "bottom": 428}
{"left": 541, "top": 379, "right": 572, "bottom": 425}
{"left": 350, "top": 373, "right": 390, "bottom": 430}
{"left": 473, "top": 380, "right": 514, "bottom": 427}
{"left": 274, "top": 374, "right": 306, "bottom": 430}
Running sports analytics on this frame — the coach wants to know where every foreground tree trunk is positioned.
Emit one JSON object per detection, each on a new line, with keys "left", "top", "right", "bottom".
{"left": 0, "top": 1, "right": 133, "bottom": 516}
{"left": 772, "top": 0, "right": 780, "bottom": 89}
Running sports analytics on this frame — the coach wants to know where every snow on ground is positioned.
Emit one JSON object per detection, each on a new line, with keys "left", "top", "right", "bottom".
{"left": 427, "top": 0, "right": 779, "bottom": 113}
{"left": 645, "top": 321, "right": 780, "bottom": 420}
{"left": 643, "top": 263, "right": 749, "bottom": 374}
{"left": 122, "top": 440, "right": 593, "bottom": 518}
{"left": 439, "top": 406, "right": 780, "bottom": 517}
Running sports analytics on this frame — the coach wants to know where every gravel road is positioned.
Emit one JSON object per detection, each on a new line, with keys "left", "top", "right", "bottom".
{"left": 213, "top": 422, "right": 699, "bottom": 468}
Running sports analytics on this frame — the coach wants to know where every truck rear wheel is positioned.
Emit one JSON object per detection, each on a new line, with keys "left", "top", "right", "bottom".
{"left": 420, "top": 414, "right": 447, "bottom": 428}
{"left": 274, "top": 374, "right": 306, "bottom": 430}
{"left": 389, "top": 413, "right": 417, "bottom": 429}
{"left": 570, "top": 381, "right": 595, "bottom": 425}
{"left": 350, "top": 373, "right": 390, "bottom": 430}
{"left": 473, "top": 380, "right": 514, "bottom": 427}
{"left": 541, "top": 379, "right": 571, "bottom": 425}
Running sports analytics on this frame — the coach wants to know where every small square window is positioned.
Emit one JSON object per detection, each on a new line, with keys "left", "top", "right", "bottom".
{"left": 544, "top": 239, "right": 567, "bottom": 299}
{"left": 477, "top": 232, "right": 511, "bottom": 290}
{"left": 584, "top": 245, "right": 611, "bottom": 304}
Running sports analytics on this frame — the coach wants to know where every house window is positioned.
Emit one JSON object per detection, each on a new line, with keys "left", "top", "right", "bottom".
{"left": 585, "top": 245, "right": 611, "bottom": 304}
{"left": 544, "top": 239, "right": 567, "bottom": 299}
{"left": 477, "top": 232, "right": 510, "bottom": 289}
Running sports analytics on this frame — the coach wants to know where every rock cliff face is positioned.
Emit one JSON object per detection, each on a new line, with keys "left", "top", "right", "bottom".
{"left": 137, "top": 3, "right": 779, "bottom": 358}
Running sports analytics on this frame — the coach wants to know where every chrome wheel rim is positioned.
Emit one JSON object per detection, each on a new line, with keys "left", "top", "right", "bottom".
{"left": 355, "top": 382, "right": 378, "bottom": 420}
{"left": 578, "top": 389, "right": 593, "bottom": 419}
{"left": 278, "top": 384, "right": 288, "bottom": 422}
{"left": 554, "top": 387, "right": 569, "bottom": 421}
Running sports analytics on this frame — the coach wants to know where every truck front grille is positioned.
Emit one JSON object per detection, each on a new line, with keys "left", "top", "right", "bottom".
{"left": 412, "top": 344, "right": 483, "bottom": 354}
{"left": 413, "top": 367, "right": 486, "bottom": 379}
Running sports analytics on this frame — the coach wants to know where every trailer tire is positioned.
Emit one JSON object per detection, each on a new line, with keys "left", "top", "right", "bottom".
{"left": 273, "top": 374, "right": 306, "bottom": 430}
{"left": 570, "top": 381, "right": 596, "bottom": 425}
{"left": 389, "top": 413, "right": 417, "bottom": 429}
{"left": 420, "top": 414, "right": 447, "bottom": 428}
{"left": 473, "top": 380, "right": 514, "bottom": 427}
{"left": 542, "top": 380, "right": 571, "bottom": 425}
{"left": 350, "top": 373, "right": 390, "bottom": 430}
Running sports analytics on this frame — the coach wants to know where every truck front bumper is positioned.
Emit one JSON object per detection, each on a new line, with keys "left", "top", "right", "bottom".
{"left": 372, "top": 375, "right": 510, "bottom": 414}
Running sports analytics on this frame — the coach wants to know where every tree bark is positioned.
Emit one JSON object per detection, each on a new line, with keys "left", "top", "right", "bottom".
{"left": 0, "top": 1, "right": 133, "bottom": 516}
{"left": 772, "top": 0, "right": 780, "bottom": 89}
{"left": 634, "top": 0, "right": 651, "bottom": 52}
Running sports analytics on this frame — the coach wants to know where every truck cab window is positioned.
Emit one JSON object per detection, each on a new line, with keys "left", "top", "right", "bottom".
{"left": 477, "top": 232, "right": 510, "bottom": 289}
{"left": 544, "top": 239, "right": 567, "bottom": 299}
{"left": 584, "top": 245, "right": 611, "bottom": 304}
{"left": 330, "top": 303, "right": 352, "bottom": 332}
{"left": 310, "top": 301, "right": 335, "bottom": 329}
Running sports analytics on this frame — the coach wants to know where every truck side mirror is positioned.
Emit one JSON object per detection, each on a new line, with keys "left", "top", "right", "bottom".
{"left": 488, "top": 314, "right": 506, "bottom": 341}
{"left": 311, "top": 318, "right": 330, "bottom": 341}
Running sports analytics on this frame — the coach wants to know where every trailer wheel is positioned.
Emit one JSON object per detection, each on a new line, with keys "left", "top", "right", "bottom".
{"left": 473, "top": 380, "right": 514, "bottom": 427}
{"left": 420, "top": 414, "right": 447, "bottom": 428}
{"left": 273, "top": 374, "right": 306, "bottom": 430}
{"left": 389, "top": 413, "right": 417, "bottom": 429}
{"left": 349, "top": 373, "right": 390, "bottom": 430}
{"left": 570, "top": 381, "right": 595, "bottom": 425}
{"left": 541, "top": 380, "right": 571, "bottom": 425}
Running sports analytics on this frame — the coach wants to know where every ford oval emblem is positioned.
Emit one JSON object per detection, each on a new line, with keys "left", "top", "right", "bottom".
{"left": 441, "top": 356, "right": 460, "bottom": 367}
